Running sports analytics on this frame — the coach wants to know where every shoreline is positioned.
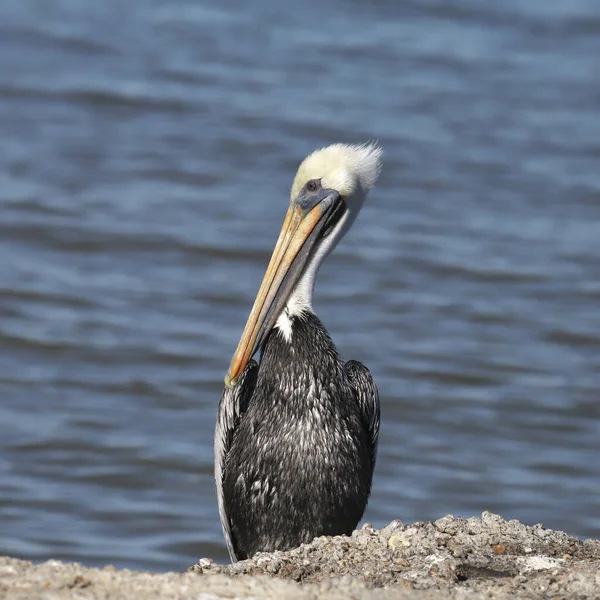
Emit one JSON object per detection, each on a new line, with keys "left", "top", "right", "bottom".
{"left": 2, "top": 513, "right": 599, "bottom": 599}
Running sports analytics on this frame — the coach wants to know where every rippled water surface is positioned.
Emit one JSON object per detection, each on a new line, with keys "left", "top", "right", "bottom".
{"left": 1, "top": 0, "right": 599, "bottom": 572}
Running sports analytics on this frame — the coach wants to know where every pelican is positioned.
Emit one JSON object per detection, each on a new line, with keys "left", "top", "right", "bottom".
{"left": 215, "top": 143, "right": 382, "bottom": 562}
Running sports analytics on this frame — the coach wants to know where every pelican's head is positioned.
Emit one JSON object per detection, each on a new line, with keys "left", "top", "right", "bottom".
{"left": 225, "top": 143, "right": 382, "bottom": 387}
{"left": 291, "top": 142, "right": 382, "bottom": 223}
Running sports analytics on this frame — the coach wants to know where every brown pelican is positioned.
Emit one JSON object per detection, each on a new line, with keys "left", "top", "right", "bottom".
{"left": 215, "top": 143, "right": 382, "bottom": 562}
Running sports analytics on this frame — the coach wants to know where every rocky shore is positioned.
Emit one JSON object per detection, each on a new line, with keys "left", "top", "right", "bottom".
{"left": 2, "top": 513, "right": 599, "bottom": 599}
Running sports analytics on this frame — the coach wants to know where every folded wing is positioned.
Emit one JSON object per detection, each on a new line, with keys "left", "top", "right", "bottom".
{"left": 214, "top": 359, "right": 258, "bottom": 562}
{"left": 345, "top": 359, "right": 380, "bottom": 470}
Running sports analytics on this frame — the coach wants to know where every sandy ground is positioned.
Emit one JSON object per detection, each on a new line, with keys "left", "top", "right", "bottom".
{"left": 2, "top": 513, "right": 599, "bottom": 599}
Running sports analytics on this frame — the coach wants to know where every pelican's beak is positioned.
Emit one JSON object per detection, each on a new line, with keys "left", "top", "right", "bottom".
{"left": 225, "top": 189, "right": 343, "bottom": 388}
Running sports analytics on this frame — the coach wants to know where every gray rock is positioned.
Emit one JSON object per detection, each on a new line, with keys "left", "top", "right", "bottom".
{"left": 2, "top": 514, "right": 599, "bottom": 599}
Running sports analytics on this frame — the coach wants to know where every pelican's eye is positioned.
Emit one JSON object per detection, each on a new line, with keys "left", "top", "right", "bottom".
{"left": 305, "top": 179, "right": 321, "bottom": 193}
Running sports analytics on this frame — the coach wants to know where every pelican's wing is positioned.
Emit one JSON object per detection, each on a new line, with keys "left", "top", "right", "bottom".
{"left": 345, "top": 360, "right": 380, "bottom": 470}
{"left": 214, "top": 359, "right": 258, "bottom": 562}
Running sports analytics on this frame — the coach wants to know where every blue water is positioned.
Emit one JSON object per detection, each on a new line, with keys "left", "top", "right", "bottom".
{"left": 1, "top": 0, "right": 599, "bottom": 572}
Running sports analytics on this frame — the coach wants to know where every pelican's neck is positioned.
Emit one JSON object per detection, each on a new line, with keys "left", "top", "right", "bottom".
{"left": 272, "top": 196, "right": 362, "bottom": 344}
{"left": 274, "top": 264, "right": 316, "bottom": 343}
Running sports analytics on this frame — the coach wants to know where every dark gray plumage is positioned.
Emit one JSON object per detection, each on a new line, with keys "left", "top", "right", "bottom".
{"left": 215, "top": 311, "right": 379, "bottom": 562}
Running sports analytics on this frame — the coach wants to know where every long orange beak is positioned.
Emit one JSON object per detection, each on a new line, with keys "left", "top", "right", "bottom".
{"left": 225, "top": 190, "right": 342, "bottom": 388}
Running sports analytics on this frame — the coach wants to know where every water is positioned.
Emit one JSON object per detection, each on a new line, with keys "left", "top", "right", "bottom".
{"left": 1, "top": 0, "right": 599, "bottom": 572}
